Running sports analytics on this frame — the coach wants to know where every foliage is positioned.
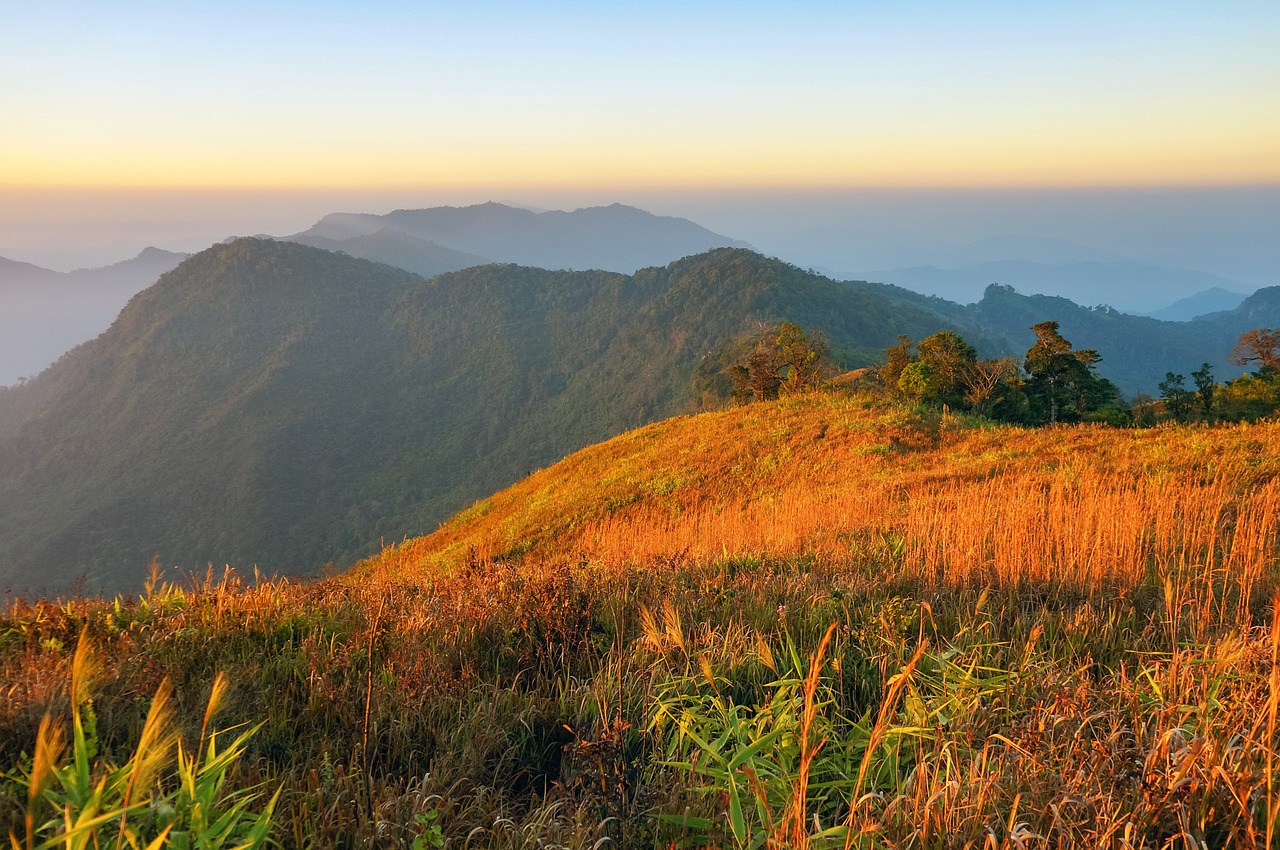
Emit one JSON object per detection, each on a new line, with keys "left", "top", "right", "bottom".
{"left": 1230, "top": 327, "right": 1280, "bottom": 371}
{"left": 727, "top": 324, "right": 830, "bottom": 404}
{"left": 1023, "top": 320, "right": 1120, "bottom": 424}
{"left": 878, "top": 323, "right": 1125, "bottom": 425}
{"left": 1159, "top": 372, "right": 1195, "bottom": 421}
{"left": 895, "top": 330, "right": 976, "bottom": 407}
{"left": 3, "top": 635, "right": 276, "bottom": 849}
{"left": 1219, "top": 366, "right": 1280, "bottom": 422}
{"left": 950, "top": 283, "right": 1280, "bottom": 399}
{"left": 1192, "top": 361, "right": 1216, "bottom": 416}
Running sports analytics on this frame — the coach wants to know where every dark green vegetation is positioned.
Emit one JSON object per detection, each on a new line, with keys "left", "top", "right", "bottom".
{"left": 855, "top": 279, "right": 1280, "bottom": 396}
{"left": 877, "top": 324, "right": 1126, "bottom": 425}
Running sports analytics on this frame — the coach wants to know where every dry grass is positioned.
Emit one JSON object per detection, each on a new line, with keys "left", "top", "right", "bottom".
{"left": 368, "top": 396, "right": 1280, "bottom": 608}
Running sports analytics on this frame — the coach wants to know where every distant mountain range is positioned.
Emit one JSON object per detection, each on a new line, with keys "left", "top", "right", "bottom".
{"left": 2, "top": 238, "right": 1278, "bottom": 596}
{"left": 861, "top": 259, "right": 1253, "bottom": 316}
{"left": 0, "top": 203, "right": 748, "bottom": 389}
{"left": 285, "top": 201, "right": 751, "bottom": 274}
{"left": 6, "top": 203, "right": 1260, "bottom": 390}
{"left": 1145, "top": 287, "right": 1249, "bottom": 322}
{"left": 0, "top": 248, "right": 187, "bottom": 385}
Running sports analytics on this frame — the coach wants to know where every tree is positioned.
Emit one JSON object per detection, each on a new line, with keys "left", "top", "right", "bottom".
{"left": 744, "top": 339, "right": 782, "bottom": 402}
{"left": 1191, "top": 362, "right": 1216, "bottom": 417}
{"left": 723, "top": 324, "right": 829, "bottom": 405}
{"left": 913, "top": 331, "right": 977, "bottom": 406}
{"left": 1219, "top": 367, "right": 1280, "bottom": 421}
{"left": 1132, "top": 392, "right": 1158, "bottom": 427}
{"left": 962, "top": 357, "right": 1020, "bottom": 417}
{"left": 775, "top": 323, "right": 828, "bottom": 395}
{"left": 1159, "top": 372, "right": 1194, "bottom": 421}
{"left": 728, "top": 363, "right": 753, "bottom": 406}
{"left": 880, "top": 334, "right": 913, "bottom": 394}
{"left": 1229, "top": 328, "right": 1280, "bottom": 372}
{"left": 1022, "top": 321, "right": 1118, "bottom": 424}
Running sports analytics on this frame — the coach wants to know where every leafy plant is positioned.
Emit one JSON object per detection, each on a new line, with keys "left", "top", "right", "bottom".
{"left": 6, "top": 633, "right": 277, "bottom": 850}
{"left": 649, "top": 625, "right": 930, "bottom": 848}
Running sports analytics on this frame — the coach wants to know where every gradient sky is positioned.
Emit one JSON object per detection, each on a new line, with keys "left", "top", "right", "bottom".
{"left": 4, "top": 1, "right": 1279, "bottom": 191}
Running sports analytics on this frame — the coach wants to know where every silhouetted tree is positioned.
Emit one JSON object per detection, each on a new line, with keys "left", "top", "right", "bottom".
{"left": 1024, "top": 321, "right": 1103, "bottom": 424}
{"left": 1191, "top": 362, "right": 1216, "bottom": 417}
{"left": 1159, "top": 372, "right": 1194, "bottom": 421}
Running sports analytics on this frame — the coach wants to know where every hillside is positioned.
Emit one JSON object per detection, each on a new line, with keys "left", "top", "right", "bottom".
{"left": 4, "top": 396, "right": 1278, "bottom": 848}
{"left": 289, "top": 201, "right": 750, "bottom": 273}
{"left": 365, "top": 393, "right": 1280, "bottom": 587}
{"left": 0, "top": 247, "right": 185, "bottom": 385}
{"left": 0, "top": 242, "right": 974, "bottom": 595}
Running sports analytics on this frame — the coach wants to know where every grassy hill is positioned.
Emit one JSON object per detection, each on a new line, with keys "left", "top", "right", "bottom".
{"left": 2, "top": 394, "right": 1278, "bottom": 848}
{"left": 365, "top": 392, "right": 1280, "bottom": 591}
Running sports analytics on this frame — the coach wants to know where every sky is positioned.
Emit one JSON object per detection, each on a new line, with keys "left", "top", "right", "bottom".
{"left": 1, "top": 1, "right": 1278, "bottom": 277}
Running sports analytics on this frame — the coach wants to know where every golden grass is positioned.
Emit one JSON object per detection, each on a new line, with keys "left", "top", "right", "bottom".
{"left": 365, "top": 396, "right": 1280, "bottom": 603}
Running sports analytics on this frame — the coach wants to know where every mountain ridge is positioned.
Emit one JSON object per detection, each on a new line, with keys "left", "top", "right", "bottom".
{"left": 0, "top": 247, "right": 187, "bottom": 386}
{"left": 862, "top": 258, "right": 1254, "bottom": 314}
{"left": 289, "top": 201, "right": 751, "bottom": 273}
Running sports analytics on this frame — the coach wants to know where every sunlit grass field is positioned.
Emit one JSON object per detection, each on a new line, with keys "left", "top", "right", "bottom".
{"left": 4, "top": 394, "right": 1279, "bottom": 848}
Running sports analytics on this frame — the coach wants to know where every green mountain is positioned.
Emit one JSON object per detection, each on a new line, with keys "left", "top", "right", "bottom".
{"left": 0, "top": 240, "right": 974, "bottom": 596}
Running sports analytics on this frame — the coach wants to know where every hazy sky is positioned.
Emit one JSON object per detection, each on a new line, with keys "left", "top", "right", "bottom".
{"left": 2, "top": 2, "right": 1278, "bottom": 277}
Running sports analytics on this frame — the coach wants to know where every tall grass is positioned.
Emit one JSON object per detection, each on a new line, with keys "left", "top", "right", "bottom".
{"left": 4, "top": 631, "right": 276, "bottom": 849}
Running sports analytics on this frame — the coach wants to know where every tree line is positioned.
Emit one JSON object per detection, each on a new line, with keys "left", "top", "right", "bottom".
{"left": 1141, "top": 328, "right": 1280, "bottom": 424}
{"left": 726, "top": 322, "right": 1280, "bottom": 426}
